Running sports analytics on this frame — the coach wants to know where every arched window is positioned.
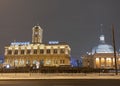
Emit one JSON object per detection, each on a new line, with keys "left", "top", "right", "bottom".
{"left": 96, "top": 58, "right": 99, "bottom": 68}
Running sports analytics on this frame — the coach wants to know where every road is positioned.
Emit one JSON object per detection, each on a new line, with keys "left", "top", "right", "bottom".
{"left": 0, "top": 79, "right": 120, "bottom": 86}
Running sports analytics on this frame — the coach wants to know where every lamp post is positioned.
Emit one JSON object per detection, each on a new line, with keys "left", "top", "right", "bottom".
{"left": 112, "top": 24, "right": 118, "bottom": 75}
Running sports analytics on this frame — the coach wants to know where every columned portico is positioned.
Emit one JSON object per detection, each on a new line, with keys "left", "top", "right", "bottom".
{"left": 95, "top": 56, "right": 120, "bottom": 69}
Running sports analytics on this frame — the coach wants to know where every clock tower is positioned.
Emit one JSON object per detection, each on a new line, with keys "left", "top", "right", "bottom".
{"left": 32, "top": 25, "right": 43, "bottom": 44}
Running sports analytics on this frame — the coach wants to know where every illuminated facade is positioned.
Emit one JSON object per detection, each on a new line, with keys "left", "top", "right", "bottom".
{"left": 82, "top": 34, "right": 120, "bottom": 69}
{"left": 4, "top": 25, "right": 71, "bottom": 67}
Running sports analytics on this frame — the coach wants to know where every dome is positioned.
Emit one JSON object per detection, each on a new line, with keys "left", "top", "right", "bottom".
{"left": 92, "top": 44, "right": 114, "bottom": 54}
{"left": 92, "top": 34, "right": 114, "bottom": 54}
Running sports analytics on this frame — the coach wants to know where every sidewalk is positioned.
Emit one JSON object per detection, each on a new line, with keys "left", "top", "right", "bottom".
{"left": 0, "top": 73, "right": 120, "bottom": 80}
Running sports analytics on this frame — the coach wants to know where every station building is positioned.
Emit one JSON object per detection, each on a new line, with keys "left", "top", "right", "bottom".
{"left": 4, "top": 25, "right": 71, "bottom": 68}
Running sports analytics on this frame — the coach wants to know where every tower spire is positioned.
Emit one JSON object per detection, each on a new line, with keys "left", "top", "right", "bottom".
{"left": 100, "top": 24, "right": 103, "bottom": 34}
{"left": 99, "top": 24, "right": 105, "bottom": 43}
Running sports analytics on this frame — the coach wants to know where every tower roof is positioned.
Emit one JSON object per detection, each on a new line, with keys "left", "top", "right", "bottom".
{"left": 32, "top": 25, "right": 42, "bottom": 30}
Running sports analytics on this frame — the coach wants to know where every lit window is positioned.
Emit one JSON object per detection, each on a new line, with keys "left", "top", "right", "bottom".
{"left": 27, "top": 50, "right": 31, "bottom": 54}
{"left": 54, "top": 60, "right": 58, "bottom": 64}
{"left": 40, "top": 60, "right": 44, "bottom": 66}
{"left": 63, "top": 60, "right": 65, "bottom": 64}
{"left": 60, "top": 60, "right": 65, "bottom": 64}
{"left": 60, "top": 49, "right": 65, "bottom": 54}
{"left": 46, "top": 60, "right": 51, "bottom": 65}
{"left": 60, "top": 60, "right": 62, "bottom": 64}
{"left": 34, "top": 49, "right": 37, "bottom": 54}
{"left": 53, "top": 49, "right": 57, "bottom": 54}
{"left": 118, "top": 58, "right": 120, "bottom": 61}
{"left": 101, "top": 58, "right": 105, "bottom": 63}
{"left": 101, "top": 58, "right": 105, "bottom": 67}
{"left": 113, "top": 58, "right": 115, "bottom": 62}
{"left": 40, "top": 49, "right": 44, "bottom": 54}
{"left": 14, "top": 50, "right": 18, "bottom": 55}
{"left": 96, "top": 58, "right": 99, "bottom": 61}
{"left": 8, "top": 50, "right": 12, "bottom": 55}
{"left": 14, "top": 60, "right": 18, "bottom": 65}
{"left": 20, "top": 60, "right": 24, "bottom": 65}
{"left": 33, "top": 60, "right": 37, "bottom": 64}
{"left": 26, "top": 60, "right": 30, "bottom": 64}
{"left": 106, "top": 58, "right": 111, "bottom": 61}
{"left": 46, "top": 49, "right": 51, "bottom": 54}
{"left": 106, "top": 58, "right": 111, "bottom": 67}
{"left": 21, "top": 50, "right": 24, "bottom": 54}
{"left": 118, "top": 58, "right": 120, "bottom": 65}
{"left": 96, "top": 58, "right": 100, "bottom": 68}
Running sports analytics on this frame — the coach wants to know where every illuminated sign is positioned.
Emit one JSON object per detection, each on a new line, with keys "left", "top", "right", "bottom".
{"left": 48, "top": 41, "right": 59, "bottom": 44}
{"left": 11, "top": 42, "right": 30, "bottom": 46}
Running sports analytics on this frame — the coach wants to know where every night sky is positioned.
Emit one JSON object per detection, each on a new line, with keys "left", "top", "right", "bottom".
{"left": 0, "top": 0, "right": 120, "bottom": 58}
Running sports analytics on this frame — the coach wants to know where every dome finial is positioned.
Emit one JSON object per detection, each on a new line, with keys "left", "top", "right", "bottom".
{"left": 99, "top": 24, "right": 105, "bottom": 43}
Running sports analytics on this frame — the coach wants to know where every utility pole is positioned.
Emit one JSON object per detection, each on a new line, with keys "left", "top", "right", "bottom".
{"left": 112, "top": 24, "right": 118, "bottom": 75}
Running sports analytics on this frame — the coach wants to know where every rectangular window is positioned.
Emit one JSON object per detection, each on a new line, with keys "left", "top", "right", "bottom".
{"left": 40, "top": 49, "right": 44, "bottom": 54}
{"left": 27, "top": 50, "right": 31, "bottom": 54}
{"left": 63, "top": 60, "right": 65, "bottom": 64}
{"left": 47, "top": 49, "right": 50, "bottom": 54}
{"left": 60, "top": 49, "right": 65, "bottom": 54}
{"left": 14, "top": 50, "right": 18, "bottom": 55}
{"left": 54, "top": 60, "right": 58, "bottom": 64}
{"left": 21, "top": 50, "right": 24, "bottom": 54}
{"left": 34, "top": 49, "right": 37, "bottom": 54}
{"left": 60, "top": 60, "right": 62, "bottom": 64}
{"left": 60, "top": 60, "right": 65, "bottom": 64}
{"left": 8, "top": 50, "right": 12, "bottom": 55}
{"left": 53, "top": 49, "right": 57, "bottom": 54}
